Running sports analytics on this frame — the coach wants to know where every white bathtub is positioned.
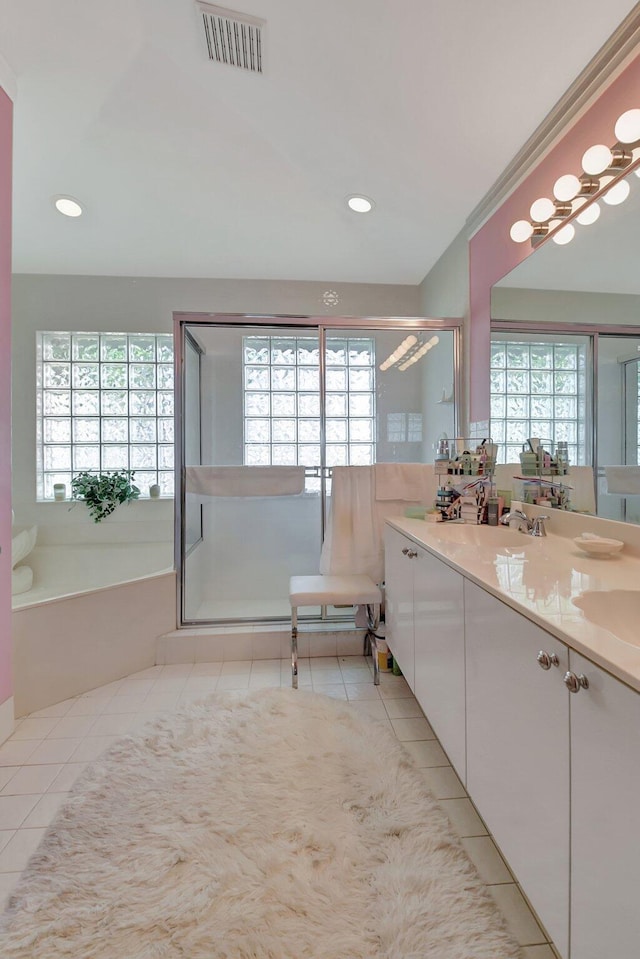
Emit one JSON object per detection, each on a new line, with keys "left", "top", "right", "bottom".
{"left": 11, "top": 542, "right": 176, "bottom": 717}
{"left": 12, "top": 541, "right": 174, "bottom": 608}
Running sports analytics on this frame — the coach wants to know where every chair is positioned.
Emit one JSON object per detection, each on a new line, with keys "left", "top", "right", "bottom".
{"left": 288, "top": 574, "right": 382, "bottom": 689}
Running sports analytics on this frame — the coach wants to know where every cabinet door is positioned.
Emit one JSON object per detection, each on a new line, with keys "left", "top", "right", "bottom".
{"left": 569, "top": 651, "right": 640, "bottom": 959}
{"left": 465, "top": 581, "right": 570, "bottom": 958}
{"left": 383, "top": 527, "right": 415, "bottom": 690}
{"left": 413, "top": 548, "right": 466, "bottom": 781}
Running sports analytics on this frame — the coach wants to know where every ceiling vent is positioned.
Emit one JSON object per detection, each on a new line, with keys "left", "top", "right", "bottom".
{"left": 197, "top": 2, "right": 264, "bottom": 73}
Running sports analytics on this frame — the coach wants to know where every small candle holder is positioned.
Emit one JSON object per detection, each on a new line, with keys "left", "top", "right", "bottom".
{"left": 53, "top": 483, "right": 66, "bottom": 502}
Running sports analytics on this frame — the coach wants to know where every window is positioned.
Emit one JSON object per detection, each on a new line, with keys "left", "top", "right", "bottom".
{"left": 490, "top": 335, "right": 587, "bottom": 466}
{"left": 37, "top": 332, "right": 175, "bottom": 500}
{"left": 243, "top": 335, "right": 376, "bottom": 468}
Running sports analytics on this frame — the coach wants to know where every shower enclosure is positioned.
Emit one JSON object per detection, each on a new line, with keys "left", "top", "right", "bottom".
{"left": 174, "top": 313, "right": 460, "bottom": 626}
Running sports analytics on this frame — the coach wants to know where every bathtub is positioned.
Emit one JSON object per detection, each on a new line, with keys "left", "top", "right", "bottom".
{"left": 12, "top": 542, "right": 174, "bottom": 608}
{"left": 11, "top": 542, "right": 176, "bottom": 717}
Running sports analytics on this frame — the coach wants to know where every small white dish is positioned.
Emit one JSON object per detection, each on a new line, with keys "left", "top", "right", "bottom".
{"left": 573, "top": 535, "right": 624, "bottom": 556}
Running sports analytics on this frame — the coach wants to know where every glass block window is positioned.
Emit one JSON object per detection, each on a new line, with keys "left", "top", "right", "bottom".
{"left": 37, "top": 332, "right": 175, "bottom": 500}
{"left": 243, "top": 335, "right": 376, "bottom": 467}
{"left": 490, "top": 335, "right": 587, "bottom": 466}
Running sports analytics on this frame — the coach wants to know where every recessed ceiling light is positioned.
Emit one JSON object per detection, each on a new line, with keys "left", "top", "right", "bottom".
{"left": 347, "top": 194, "right": 374, "bottom": 213}
{"left": 53, "top": 195, "right": 83, "bottom": 217}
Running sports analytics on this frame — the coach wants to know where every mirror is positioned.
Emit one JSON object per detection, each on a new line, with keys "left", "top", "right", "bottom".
{"left": 491, "top": 165, "right": 640, "bottom": 524}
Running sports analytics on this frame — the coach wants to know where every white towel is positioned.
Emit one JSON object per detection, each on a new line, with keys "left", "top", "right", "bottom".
{"left": 374, "top": 463, "right": 435, "bottom": 502}
{"left": 185, "top": 466, "right": 305, "bottom": 497}
{"left": 320, "top": 466, "right": 381, "bottom": 581}
{"left": 604, "top": 466, "right": 640, "bottom": 495}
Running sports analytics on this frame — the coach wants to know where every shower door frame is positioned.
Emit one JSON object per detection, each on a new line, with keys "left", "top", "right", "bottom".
{"left": 173, "top": 311, "right": 462, "bottom": 628}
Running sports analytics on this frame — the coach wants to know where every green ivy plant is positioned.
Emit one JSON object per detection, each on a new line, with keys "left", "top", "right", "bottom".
{"left": 70, "top": 470, "right": 140, "bottom": 523}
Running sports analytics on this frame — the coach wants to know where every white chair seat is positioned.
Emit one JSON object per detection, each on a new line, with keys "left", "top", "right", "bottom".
{"left": 289, "top": 574, "right": 381, "bottom": 609}
{"left": 289, "top": 574, "right": 382, "bottom": 689}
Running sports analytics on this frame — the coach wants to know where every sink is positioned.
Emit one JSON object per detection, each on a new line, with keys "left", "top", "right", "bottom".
{"left": 572, "top": 590, "right": 640, "bottom": 648}
{"left": 430, "top": 524, "right": 537, "bottom": 549}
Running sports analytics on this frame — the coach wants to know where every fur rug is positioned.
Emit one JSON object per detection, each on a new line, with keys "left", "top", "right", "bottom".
{"left": 0, "top": 688, "right": 523, "bottom": 958}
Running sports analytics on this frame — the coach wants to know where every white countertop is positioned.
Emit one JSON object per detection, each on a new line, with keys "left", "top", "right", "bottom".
{"left": 386, "top": 517, "right": 640, "bottom": 693}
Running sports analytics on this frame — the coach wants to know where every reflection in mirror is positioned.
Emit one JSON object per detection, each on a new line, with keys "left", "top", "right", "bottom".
{"left": 492, "top": 165, "right": 640, "bottom": 524}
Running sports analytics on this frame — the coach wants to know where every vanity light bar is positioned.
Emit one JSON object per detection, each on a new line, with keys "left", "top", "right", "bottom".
{"left": 509, "top": 107, "right": 640, "bottom": 247}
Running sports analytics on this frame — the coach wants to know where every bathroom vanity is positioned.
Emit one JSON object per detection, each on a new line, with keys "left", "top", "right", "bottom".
{"left": 384, "top": 516, "right": 640, "bottom": 959}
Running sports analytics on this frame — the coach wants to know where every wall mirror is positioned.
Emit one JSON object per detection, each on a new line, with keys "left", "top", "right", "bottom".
{"left": 491, "top": 163, "right": 640, "bottom": 524}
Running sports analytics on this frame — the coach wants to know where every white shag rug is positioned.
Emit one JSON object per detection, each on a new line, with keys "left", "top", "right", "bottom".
{"left": 0, "top": 688, "right": 524, "bottom": 959}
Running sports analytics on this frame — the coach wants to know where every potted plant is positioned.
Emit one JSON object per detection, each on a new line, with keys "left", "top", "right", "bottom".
{"left": 70, "top": 470, "right": 140, "bottom": 523}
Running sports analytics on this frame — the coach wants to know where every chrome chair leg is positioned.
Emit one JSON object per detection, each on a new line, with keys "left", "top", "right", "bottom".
{"left": 367, "top": 603, "right": 380, "bottom": 686}
{"left": 291, "top": 607, "right": 298, "bottom": 689}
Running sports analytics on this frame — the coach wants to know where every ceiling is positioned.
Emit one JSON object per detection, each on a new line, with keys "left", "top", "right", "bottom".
{"left": 1, "top": 0, "right": 638, "bottom": 284}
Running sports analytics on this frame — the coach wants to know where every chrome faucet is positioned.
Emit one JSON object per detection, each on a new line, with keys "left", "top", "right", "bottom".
{"left": 499, "top": 509, "right": 531, "bottom": 533}
{"left": 499, "top": 509, "right": 549, "bottom": 536}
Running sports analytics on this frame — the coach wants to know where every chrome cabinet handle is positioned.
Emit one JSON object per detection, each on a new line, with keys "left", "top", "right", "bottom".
{"left": 402, "top": 547, "right": 410, "bottom": 555}
{"left": 564, "top": 670, "right": 589, "bottom": 693}
{"left": 537, "top": 650, "right": 559, "bottom": 670}
{"left": 401, "top": 547, "right": 418, "bottom": 558}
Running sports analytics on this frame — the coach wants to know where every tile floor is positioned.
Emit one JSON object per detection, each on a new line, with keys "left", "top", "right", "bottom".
{"left": 0, "top": 654, "right": 559, "bottom": 958}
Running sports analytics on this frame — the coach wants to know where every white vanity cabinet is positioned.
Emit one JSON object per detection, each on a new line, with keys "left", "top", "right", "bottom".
{"left": 384, "top": 526, "right": 466, "bottom": 778}
{"left": 412, "top": 545, "right": 465, "bottom": 779}
{"left": 464, "top": 580, "right": 570, "bottom": 959}
{"left": 384, "top": 525, "right": 416, "bottom": 690}
{"left": 568, "top": 651, "right": 640, "bottom": 959}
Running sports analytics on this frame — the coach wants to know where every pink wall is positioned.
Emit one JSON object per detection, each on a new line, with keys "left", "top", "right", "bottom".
{"left": 0, "top": 87, "right": 12, "bottom": 705}
{"left": 469, "top": 53, "right": 640, "bottom": 423}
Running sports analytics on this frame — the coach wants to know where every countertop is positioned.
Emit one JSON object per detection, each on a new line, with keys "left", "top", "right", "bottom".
{"left": 386, "top": 516, "right": 640, "bottom": 693}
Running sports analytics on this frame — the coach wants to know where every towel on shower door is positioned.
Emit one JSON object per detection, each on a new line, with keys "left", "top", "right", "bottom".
{"left": 320, "top": 466, "right": 381, "bottom": 582}
{"left": 604, "top": 466, "right": 640, "bottom": 495}
{"left": 185, "top": 466, "right": 305, "bottom": 497}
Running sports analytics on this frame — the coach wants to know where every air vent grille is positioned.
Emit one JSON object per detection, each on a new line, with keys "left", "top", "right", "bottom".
{"left": 197, "top": 2, "right": 264, "bottom": 73}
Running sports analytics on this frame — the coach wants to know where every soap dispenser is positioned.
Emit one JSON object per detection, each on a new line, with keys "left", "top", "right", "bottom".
{"left": 435, "top": 433, "right": 450, "bottom": 461}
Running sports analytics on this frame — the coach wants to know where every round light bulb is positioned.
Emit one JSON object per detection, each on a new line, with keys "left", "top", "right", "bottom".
{"left": 347, "top": 195, "right": 373, "bottom": 213}
{"left": 552, "top": 223, "right": 575, "bottom": 246}
{"left": 576, "top": 202, "right": 600, "bottom": 226}
{"left": 581, "top": 144, "right": 613, "bottom": 175}
{"left": 614, "top": 108, "right": 640, "bottom": 144}
{"left": 53, "top": 195, "right": 83, "bottom": 217}
{"left": 553, "top": 174, "right": 581, "bottom": 202}
{"left": 602, "top": 178, "right": 630, "bottom": 205}
{"left": 509, "top": 220, "right": 534, "bottom": 243}
{"left": 529, "top": 197, "right": 555, "bottom": 222}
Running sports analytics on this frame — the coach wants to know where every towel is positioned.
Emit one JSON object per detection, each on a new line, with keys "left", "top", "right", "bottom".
{"left": 604, "top": 466, "right": 640, "bottom": 495}
{"left": 374, "top": 463, "right": 435, "bottom": 502}
{"left": 320, "top": 467, "right": 380, "bottom": 581}
{"left": 185, "top": 466, "right": 305, "bottom": 497}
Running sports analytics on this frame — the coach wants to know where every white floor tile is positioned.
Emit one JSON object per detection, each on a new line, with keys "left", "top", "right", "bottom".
{"left": 488, "top": 884, "right": 548, "bottom": 946}
{"left": 311, "top": 668, "right": 345, "bottom": 684}
{"left": 345, "top": 683, "right": 381, "bottom": 701}
{"left": 0, "top": 828, "right": 47, "bottom": 872}
{"left": 0, "top": 768, "right": 17, "bottom": 791}
{"left": 461, "top": 836, "right": 513, "bottom": 884}
{"left": 47, "top": 763, "right": 88, "bottom": 793}
{"left": 27, "top": 700, "right": 76, "bottom": 719}
{"left": 400, "top": 740, "right": 449, "bottom": 768}
{"left": 71, "top": 737, "right": 118, "bottom": 763}
{"left": 21, "top": 792, "right": 69, "bottom": 829}
{"left": 24, "top": 739, "right": 83, "bottom": 765}
{"left": 220, "top": 661, "right": 252, "bottom": 675}
{"left": 160, "top": 664, "right": 194, "bottom": 678}
{"left": 10, "top": 718, "right": 60, "bottom": 740}
{"left": 1, "top": 764, "right": 64, "bottom": 796}
{"left": 0, "top": 795, "right": 40, "bottom": 830}
{"left": 0, "top": 830, "right": 15, "bottom": 853}
{"left": 89, "top": 713, "right": 140, "bottom": 736}
{"left": 417, "top": 765, "right": 466, "bottom": 800}
{"left": 141, "top": 692, "right": 181, "bottom": 712}
{"left": 346, "top": 700, "right": 389, "bottom": 721}
{"left": 217, "top": 675, "right": 250, "bottom": 691}
{"left": 390, "top": 717, "right": 435, "bottom": 741}
{"left": 521, "top": 944, "right": 558, "bottom": 958}
{"left": 377, "top": 679, "right": 413, "bottom": 699}
{"left": 190, "top": 662, "right": 223, "bottom": 676}
{"left": 48, "top": 715, "right": 97, "bottom": 739}
{"left": 248, "top": 675, "right": 282, "bottom": 689}
{"left": 0, "top": 741, "right": 40, "bottom": 767}
{"left": 65, "top": 697, "right": 109, "bottom": 717}
{"left": 383, "top": 697, "right": 424, "bottom": 719}
{"left": 439, "top": 798, "right": 488, "bottom": 838}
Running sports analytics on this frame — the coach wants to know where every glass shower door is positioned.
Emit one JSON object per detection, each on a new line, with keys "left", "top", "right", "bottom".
{"left": 181, "top": 324, "right": 323, "bottom": 623}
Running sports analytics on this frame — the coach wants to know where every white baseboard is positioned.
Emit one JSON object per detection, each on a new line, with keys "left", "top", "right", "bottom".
{"left": 0, "top": 696, "right": 15, "bottom": 746}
